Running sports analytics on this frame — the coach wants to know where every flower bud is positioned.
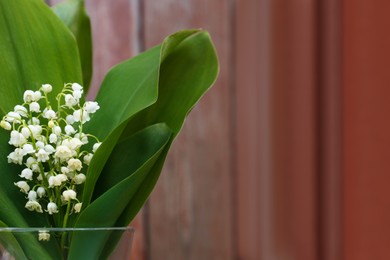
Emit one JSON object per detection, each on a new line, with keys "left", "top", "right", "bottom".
{"left": 93, "top": 142, "right": 101, "bottom": 153}
{"left": 74, "top": 202, "right": 82, "bottom": 213}
{"left": 0, "top": 120, "right": 11, "bottom": 130}
{"left": 83, "top": 153, "right": 93, "bottom": 165}
{"left": 41, "top": 84, "right": 52, "bottom": 93}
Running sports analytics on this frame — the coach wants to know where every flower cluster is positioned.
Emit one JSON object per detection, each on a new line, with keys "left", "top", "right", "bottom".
{"left": 0, "top": 83, "right": 100, "bottom": 225}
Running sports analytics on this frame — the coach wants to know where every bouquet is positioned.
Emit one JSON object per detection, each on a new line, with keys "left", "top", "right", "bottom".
{"left": 0, "top": 0, "right": 218, "bottom": 259}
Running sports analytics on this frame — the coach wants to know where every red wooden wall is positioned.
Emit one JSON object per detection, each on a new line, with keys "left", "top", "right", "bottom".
{"left": 49, "top": 0, "right": 390, "bottom": 259}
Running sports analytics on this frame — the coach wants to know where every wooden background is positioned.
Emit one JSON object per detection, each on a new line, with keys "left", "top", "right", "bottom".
{"left": 49, "top": 0, "right": 390, "bottom": 259}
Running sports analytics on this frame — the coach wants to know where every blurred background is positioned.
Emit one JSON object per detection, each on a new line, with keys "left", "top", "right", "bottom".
{"left": 50, "top": 0, "right": 390, "bottom": 259}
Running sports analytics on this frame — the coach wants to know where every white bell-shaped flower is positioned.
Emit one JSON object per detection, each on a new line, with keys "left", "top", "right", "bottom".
{"left": 65, "top": 125, "right": 76, "bottom": 135}
{"left": 20, "top": 168, "right": 33, "bottom": 180}
{"left": 29, "top": 102, "right": 40, "bottom": 113}
{"left": 33, "top": 91, "right": 42, "bottom": 101}
{"left": 93, "top": 142, "right": 102, "bottom": 153}
{"left": 55, "top": 145, "right": 73, "bottom": 160}
{"left": 36, "top": 149, "right": 49, "bottom": 162}
{"left": 65, "top": 94, "right": 78, "bottom": 107}
{"left": 46, "top": 202, "right": 59, "bottom": 215}
{"left": 22, "top": 144, "right": 35, "bottom": 155}
{"left": 26, "top": 157, "right": 37, "bottom": 167}
{"left": 25, "top": 200, "right": 43, "bottom": 213}
{"left": 9, "top": 130, "right": 26, "bottom": 147}
{"left": 27, "top": 190, "right": 37, "bottom": 201}
{"left": 49, "top": 133, "right": 57, "bottom": 144}
{"left": 62, "top": 189, "right": 77, "bottom": 201}
{"left": 53, "top": 126, "right": 61, "bottom": 136}
{"left": 74, "top": 173, "right": 86, "bottom": 184}
{"left": 66, "top": 114, "right": 75, "bottom": 124}
{"left": 37, "top": 187, "right": 46, "bottom": 198}
{"left": 41, "top": 84, "right": 52, "bottom": 93}
{"left": 38, "top": 230, "right": 50, "bottom": 241}
{"left": 84, "top": 101, "right": 100, "bottom": 114}
{"left": 67, "top": 158, "right": 82, "bottom": 171}
{"left": 23, "top": 90, "right": 35, "bottom": 103}
{"left": 8, "top": 148, "right": 24, "bottom": 165}
{"left": 71, "top": 83, "right": 83, "bottom": 92}
{"left": 14, "top": 105, "right": 28, "bottom": 117}
{"left": 74, "top": 202, "right": 82, "bottom": 213}
{"left": 0, "top": 120, "right": 11, "bottom": 130}
{"left": 73, "top": 109, "right": 90, "bottom": 123}
{"left": 44, "top": 144, "right": 56, "bottom": 154}
{"left": 43, "top": 108, "right": 56, "bottom": 120}
{"left": 83, "top": 153, "right": 93, "bottom": 165}
{"left": 21, "top": 127, "right": 31, "bottom": 138}
{"left": 14, "top": 181, "right": 30, "bottom": 193}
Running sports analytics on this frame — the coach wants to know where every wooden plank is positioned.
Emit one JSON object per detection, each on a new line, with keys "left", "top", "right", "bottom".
{"left": 235, "top": 1, "right": 263, "bottom": 259}
{"left": 317, "top": 0, "right": 342, "bottom": 259}
{"left": 236, "top": 0, "right": 319, "bottom": 259}
{"left": 269, "top": 1, "right": 318, "bottom": 259}
{"left": 143, "top": 1, "right": 235, "bottom": 259}
{"left": 343, "top": 1, "right": 390, "bottom": 259}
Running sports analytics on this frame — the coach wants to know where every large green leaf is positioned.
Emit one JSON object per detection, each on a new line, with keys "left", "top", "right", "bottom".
{"left": 97, "top": 30, "right": 219, "bottom": 258}
{"left": 80, "top": 30, "right": 217, "bottom": 208}
{"left": 52, "top": 0, "right": 93, "bottom": 90}
{"left": 67, "top": 124, "right": 172, "bottom": 260}
{"left": 0, "top": 0, "right": 82, "bottom": 115}
{"left": 80, "top": 45, "right": 161, "bottom": 207}
{"left": 121, "top": 30, "right": 219, "bottom": 137}
{"left": 114, "top": 30, "right": 219, "bottom": 223}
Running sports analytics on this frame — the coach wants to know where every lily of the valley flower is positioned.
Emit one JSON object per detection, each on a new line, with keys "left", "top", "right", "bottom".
{"left": 38, "top": 230, "right": 50, "bottom": 241}
{"left": 63, "top": 189, "right": 77, "bottom": 201}
{"left": 1, "top": 83, "right": 101, "bottom": 225}
{"left": 25, "top": 200, "right": 43, "bottom": 213}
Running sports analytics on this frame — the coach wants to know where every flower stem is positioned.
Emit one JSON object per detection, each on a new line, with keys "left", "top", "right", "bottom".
{"left": 60, "top": 200, "right": 71, "bottom": 250}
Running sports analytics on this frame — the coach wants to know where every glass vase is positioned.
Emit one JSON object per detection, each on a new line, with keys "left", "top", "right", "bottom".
{"left": 0, "top": 227, "right": 134, "bottom": 260}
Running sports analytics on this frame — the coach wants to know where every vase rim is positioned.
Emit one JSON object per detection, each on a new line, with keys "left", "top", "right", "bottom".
{"left": 0, "top": 227, "right": 135, "bottom": 233}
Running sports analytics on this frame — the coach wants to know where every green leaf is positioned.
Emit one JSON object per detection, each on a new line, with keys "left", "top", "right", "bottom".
{"left": 0, "top": 0, "right": 83, "bottom": 115}
{"left": 52, "top": 0, "right": 93, "bottom": 90}
{"left": 114, "top": 29, "right": 219, "bottom": 224}
{"left": 81, "top": 30, "right": 217, "bottom": 209}
{"left": 121, "top": 30, "right": 219, "bottom": 138}
{"left": 80, "top": 45, "right": 161, "bottom": 207}
{"left": 84, "top": 45, "right": 161, "bottom": 140}
{"left": 68, "top": 124, "right": 172, "bottom": 260}
{"left": 97, "top": 30, "right": 219, "bottom": 258}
